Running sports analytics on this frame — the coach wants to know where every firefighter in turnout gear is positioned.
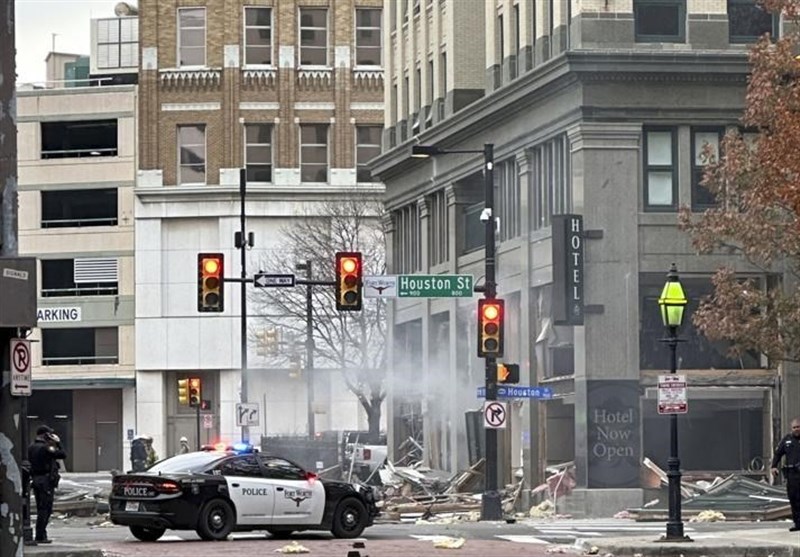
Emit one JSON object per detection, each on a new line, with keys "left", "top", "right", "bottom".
{"left": 771, "top": 417, "right": 800, "bottom": 532}
{"left": 28, "top": 425, "right": 67, "bottom": 544}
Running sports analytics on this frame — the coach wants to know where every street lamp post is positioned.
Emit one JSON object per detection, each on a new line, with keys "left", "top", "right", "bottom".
{"left": 657, "top": 263, "right": 692, "bottom": 543}
{"left": 411, "top": 143, "right": 502, "bottom": 521}
{"left": 296, "top": 260, "right": 316, "bottom": 438}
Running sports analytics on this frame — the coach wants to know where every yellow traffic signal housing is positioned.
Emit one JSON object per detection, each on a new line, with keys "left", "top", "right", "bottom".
{"left": 198, "top": 253, "right": 224, "bottom": 312}
{"left": 335, "top": 252, "right": 362, "bottom": 311}
{"left": 497, "top": 363, "right": 520, "bottom": 384}
{"left": 478, "top": 299, "right": 504, "bottom": 358}
{"left": 177, "top": 378, "right": 190, "bottom": 405}
{"left": 189, "top": 377, "right": 202, "bottom": 408}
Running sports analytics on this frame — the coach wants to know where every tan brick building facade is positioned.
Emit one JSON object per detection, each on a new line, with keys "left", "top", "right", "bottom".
{"left": 138, "top": 0, "right": 384, "bottom": 187}
{"left": 134, "top": 0, "right": 386, "bottom": 455}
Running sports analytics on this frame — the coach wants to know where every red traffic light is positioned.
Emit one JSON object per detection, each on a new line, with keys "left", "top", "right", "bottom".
{"left": 198, "top": 253, "right": 224, "bottom": 312}
{"left": 478, "top": 298, "right": 504, "bottom": 357}
{"left": 189, "top": 377, "right": 202, "bottom": 407}
{"left": 335, "top": 252, "right": 362, "bottom": 311}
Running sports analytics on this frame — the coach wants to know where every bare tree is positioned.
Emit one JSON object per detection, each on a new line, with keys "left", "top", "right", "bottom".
{"left": 249, "top": 194, "right": 386, "bottom": 441}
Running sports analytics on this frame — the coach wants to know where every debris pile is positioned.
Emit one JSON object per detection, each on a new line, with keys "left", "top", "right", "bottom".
{"left": 632, "top": 459, "right": 791, "bottom": 522}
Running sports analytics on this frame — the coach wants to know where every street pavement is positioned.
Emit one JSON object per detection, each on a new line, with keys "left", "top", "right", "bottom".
{"left": 22, "top": 517, "right": 800, "bottom": 557}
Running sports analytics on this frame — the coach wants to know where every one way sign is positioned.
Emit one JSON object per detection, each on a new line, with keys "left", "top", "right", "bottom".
{"left": 254, "top": 273, "right": 295, "bottom": 288}
{"left": 483, "top": 401, "right": 507, "bottom": 429}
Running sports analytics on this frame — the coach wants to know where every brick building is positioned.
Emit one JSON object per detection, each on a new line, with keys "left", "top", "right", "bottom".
{"left": 134, "top": 0, "right": 385, "bottom": 457}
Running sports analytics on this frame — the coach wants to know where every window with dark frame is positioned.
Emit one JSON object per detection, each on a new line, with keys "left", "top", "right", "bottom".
{"left": 42, "top": 258, "right": 119, "bottom": 297}
{"left": 41, "top": 120, "right": 118, "bottom": 159}
{"left": 260, "top": 457, "right": 306, "bottom": 480}
{"left": 178, "top": 125, "right": 206, "bottom": 184}
{"left": 299, "top": 8, "right": 328, "bottom": 66}
{"left": 639, "top": 274, "right": 761, "bottom": 370}
{"left": 634, "top": 0, "right": 686, "bottom": 42}
{"left": 643, "top": 128, "right": 677, "bottom": 210}
{"left": 691, "top": 127, "right": 724, "bottom": 209}
{"left": 356, "top": 126, "right": 382, "bottom": 182}
{"left": 300, "top": 124, "right": 328, "bottom": 182}
{"left": 96, "top": 17, "right": 138, "bottom": 69}
{"left": 42, "top": 327, "right": 119, "bottom": 366}
{"left": 728, "top": 0, "right": 776, "bottom": 43}
{"left": 245, "top": 124, "right": 272, "bottom": 183}
{"left": 355, "top": 8, "right": 382, "bottom": 66}
{"left": 41, "top": 188, "right": 118, "bottom": 228}
{"left": 244, "top": 7, "right": 272, "bottom": 65}
{"left": 463, "top": 203, "right": 485, "bottom": 253}
{"left": 178, "top": 7, "right": 206, "bottom": 66}
{"left": 218, "top": 456, "right": 263, "bottom": 478}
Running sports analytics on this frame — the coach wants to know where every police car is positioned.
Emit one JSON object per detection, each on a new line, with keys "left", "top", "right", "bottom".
{"left": 109, "top": 444, "right": 379, "bottom": 542}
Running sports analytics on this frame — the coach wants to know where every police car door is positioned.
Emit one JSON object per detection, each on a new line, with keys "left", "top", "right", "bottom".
{"left": 215, "top": 455, "right": 274, "bottom": 526}
{"left": 260, "top": 456, "right": 324, "bottom": 526}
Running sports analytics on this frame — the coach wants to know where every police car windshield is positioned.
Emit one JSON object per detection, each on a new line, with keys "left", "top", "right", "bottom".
{"left": 147, "top": 452, "right": 225, "bottom": 474}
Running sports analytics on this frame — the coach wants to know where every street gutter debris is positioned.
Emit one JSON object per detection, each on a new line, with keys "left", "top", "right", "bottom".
{"left": 431, "top": 536, "right": 466, "bottom": 549}
{"left": 274, "top": 541, "right": 311, "bottom": 554}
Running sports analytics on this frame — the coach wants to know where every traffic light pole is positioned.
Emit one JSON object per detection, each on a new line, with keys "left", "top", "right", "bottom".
{"left": 303, "top": 261, "right": 315, "bottom": 438}
{"left": 238, "top": 168, "right": 250, "bottom": 443}
{"left": 196, "top": 403, "right": 201, "bottom": 451}
{"left": 481, "top": 143, "right": 502, "bottom": 521}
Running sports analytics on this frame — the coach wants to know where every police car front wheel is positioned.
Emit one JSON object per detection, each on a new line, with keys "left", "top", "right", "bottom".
{"left": 196, "top": 498, "right": 235, "bottom": 541}
{"left": 129, "top": 525, "right": 165, "bottom": 542}
{"left": 331, "top": 497, "right": 368, "bottom": 539}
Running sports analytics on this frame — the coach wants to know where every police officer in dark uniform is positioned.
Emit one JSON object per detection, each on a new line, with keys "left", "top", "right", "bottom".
{"left": 28, "top": 425, "right": 67, "bottom": 544}
{"left": 771, "top": 417, "right": 800, "bottom": 532}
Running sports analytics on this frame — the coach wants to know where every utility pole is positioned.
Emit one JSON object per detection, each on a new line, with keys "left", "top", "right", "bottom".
{"left": 480, "top": 143, "right": 502, "bottom": 521}
{"left": 299, "top": 260, "right": 315, "bottom": 437}
{"left": 235, "top": 168, "right": 253, "bottom": 442}
{"left": 1, "top": 3, "right": 36, "bottom": 555}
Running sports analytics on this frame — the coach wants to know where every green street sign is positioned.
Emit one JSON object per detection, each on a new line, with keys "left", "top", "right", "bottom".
{"left": 397, "top": 274, "right": 474, "bottom": 298}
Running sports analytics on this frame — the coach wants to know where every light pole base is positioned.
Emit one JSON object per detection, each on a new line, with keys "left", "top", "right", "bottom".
{"left": 480, "top": 490, "right": 503, "bottom": 521}
{"left": 657, "top": 522, "right": 693, "bottom": 543}
{"left": 657, "top": 534, "right": 694, "bottom": 543}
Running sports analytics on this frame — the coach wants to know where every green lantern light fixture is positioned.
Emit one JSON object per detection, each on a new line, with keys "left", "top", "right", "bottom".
{"left": 658, "top": 263, "right": 687, "bottom": 329}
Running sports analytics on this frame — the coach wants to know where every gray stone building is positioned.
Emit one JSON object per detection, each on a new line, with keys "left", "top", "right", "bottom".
{"left": 371, "top": 0, "right": 798, "bottom": 516}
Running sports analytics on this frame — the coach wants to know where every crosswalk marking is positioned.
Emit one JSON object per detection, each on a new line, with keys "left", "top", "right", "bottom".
{"left": 495, "top": 535, "right": 550, "bottom": 544}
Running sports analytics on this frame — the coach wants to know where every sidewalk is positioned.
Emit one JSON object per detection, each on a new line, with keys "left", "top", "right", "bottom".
{"left": 585, "top": 526, "right": 800, "bottom": 557}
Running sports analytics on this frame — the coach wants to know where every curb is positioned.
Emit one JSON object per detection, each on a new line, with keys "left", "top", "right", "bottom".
{"left": 586, "top": 539, "right": 800, "bottom": 557}
{"left": 24, "top": 545, "right": 107, "bottom": 557}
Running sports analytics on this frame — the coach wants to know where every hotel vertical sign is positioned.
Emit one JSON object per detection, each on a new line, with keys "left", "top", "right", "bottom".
{"left": 552, "top": 214, "right": 584, "bottom": 325}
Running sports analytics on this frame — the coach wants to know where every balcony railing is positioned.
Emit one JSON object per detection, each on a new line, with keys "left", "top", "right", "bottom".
{"left": 42, "top": 355, "right": 119, "bottom": 366}
{"left": 41, "top": 217, "right": 118, "bottom": 229}
{"left": 42, "top": 285, "right": 119, "bottom": 297}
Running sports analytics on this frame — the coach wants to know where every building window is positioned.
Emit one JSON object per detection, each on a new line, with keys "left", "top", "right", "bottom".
{"left": 355, "top": 8, "right": 381, "bottom": 66}
{"left": 497, "top": 158, "right": 520, "bottom": 241}
{"left": 245, "top": 124, "right": 272, "bottom": 183}
{"left": 639, "top": 274, "right": 760, "bottom": 370}
{"left": 41, "top": 120, "right": 117, "bottom": 159}
{"left": 300, "top": 124, "right": 328, "bottom": 182}
{"left": 634, "top": 0, "right": 686, "bottom": 42}
{"left": 692, "top": 127, "right": 723, "bottom": 209}
{"left": 728, "top": 0, "right": 776, "bottom": 42}
{"left": 643, "top": 128, "right": 677, "bottom": 210}
{"left": 96, "top": 17, "right": 138, "bottom": 69}
{"left": 393, "top": 204, "right": 421, "bottom": 272}
{"left": 356, "top": 126, "right": 381, "bottom": 182}
{"left": 299, "top": 8, "right": 328, "bottom": 66}
{"left": 462, "top": 203, "right": 485, "bottom": 253}
{"left": 42, "top": 327, "right": 119, "bottom": 366}
{"left": 42, "top": 258, "right": 119, "bottom": 297}
{"left": 41, "top": 189, "right": 117, "bottom": 228}
{"left": 178, "top": 7, "right": 206, "bottom": 67}
{"left": 178, "top": 125, "right": 206, "bottom": 185}
{"left": 244, "top": 7, "right": 272, "bottom": 65}
{"left": 530, "top": 135, "right": 570, "bottom": 230}
{"left": 428, "top": 190, "right": 449, "bottom": 266}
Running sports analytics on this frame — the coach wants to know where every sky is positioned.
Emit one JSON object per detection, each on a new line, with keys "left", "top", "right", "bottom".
{"left": 14, "top": 0, "right": 123, "bottom": 84}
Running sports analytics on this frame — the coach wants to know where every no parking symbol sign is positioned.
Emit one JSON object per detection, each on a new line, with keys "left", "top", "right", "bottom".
{"left": 10, "top": 338, "right": 32, "bottom": 396}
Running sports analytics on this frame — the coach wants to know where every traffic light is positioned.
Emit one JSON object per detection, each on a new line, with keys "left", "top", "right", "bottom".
{"left": 478, "top": 298, "right": 504, "bottom": 358}
{"left": 178, "top": 378, "right": 190, "bottom": 405}
{"left": 497, "top": 363, "right": 520, "bottom": 384}
{"left": 189, "top": 377, "right": 202, "bottom": 408}
{"left": 198, "top": 253, "right": 224, "bottom": 312}
{"left": 335, "top": 252, "right": 362, "bottom": 311}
